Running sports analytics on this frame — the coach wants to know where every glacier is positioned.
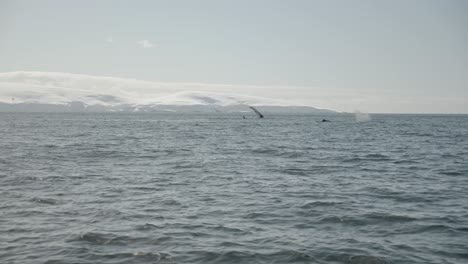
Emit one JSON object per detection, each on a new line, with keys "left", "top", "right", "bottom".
{"left": 0, "top": 71, "right": 335, "bottom": 113}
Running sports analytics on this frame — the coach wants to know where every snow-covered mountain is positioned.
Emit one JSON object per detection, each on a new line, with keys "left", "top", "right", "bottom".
{"left": 0, "top": 71, "right": 335, "bottom": 113}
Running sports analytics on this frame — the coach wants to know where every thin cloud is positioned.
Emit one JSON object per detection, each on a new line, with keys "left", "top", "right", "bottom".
{"left": 105, "top": 37, "right": 113, "bottom": 43}
{"left": 138, "top": 40, "right": 154, "bottom": 48}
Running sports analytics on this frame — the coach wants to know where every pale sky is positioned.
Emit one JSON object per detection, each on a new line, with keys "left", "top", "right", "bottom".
{"left": 0, "top": 0, "right": 467, "bottom": 113}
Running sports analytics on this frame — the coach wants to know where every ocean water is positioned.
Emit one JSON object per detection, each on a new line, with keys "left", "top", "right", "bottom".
{"left": 1, "top": 113, "right": 467, "bottom": 264}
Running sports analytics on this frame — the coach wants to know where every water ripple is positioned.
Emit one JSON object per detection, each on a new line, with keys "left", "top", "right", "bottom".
{"left": 1, "top": 113, "right": 467, "bottom": 264}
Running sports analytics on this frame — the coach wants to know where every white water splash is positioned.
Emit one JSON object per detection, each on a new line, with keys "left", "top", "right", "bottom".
{"left": 354, "top": 110, "right": 371, "bottom": 122}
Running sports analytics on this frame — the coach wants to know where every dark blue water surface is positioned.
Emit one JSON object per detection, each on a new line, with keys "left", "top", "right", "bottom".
{"left": 1, "top": 113, "right": 467, "bottom": 264}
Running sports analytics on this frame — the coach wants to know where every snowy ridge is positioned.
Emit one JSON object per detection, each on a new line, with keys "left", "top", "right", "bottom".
{"left": 0, "top": 71, "right": 335, "bottom": 113}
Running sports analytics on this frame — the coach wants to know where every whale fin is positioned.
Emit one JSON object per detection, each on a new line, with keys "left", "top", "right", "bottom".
{"left": 249, "top": 106, "right": 264, "bottom": 118}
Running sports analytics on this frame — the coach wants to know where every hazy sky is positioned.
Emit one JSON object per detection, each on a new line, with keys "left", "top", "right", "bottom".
{"left": 0, "top": 0, "right": 467, "bottom": 113}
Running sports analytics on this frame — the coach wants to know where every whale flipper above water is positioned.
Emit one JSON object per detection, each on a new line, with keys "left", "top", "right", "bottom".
{"left": 249, "top": 106, "right": 264, "bottom": 118}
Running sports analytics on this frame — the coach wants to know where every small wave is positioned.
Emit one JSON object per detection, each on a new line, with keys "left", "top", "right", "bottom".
{"left": 299, "top": 201, "right": 343, "bottom": 208}
{"left": 317, "top": 215, "right": 348, "bottom": 224}
{"left": 10, "top": 210, "right": 48, "bottom": 218}
{"left": 401, "top": 131, "right": 434, "bottom": 137}
{"left": 317, "top": 213, "right": 417, "bottom": 226}
{"left": 365, "top": 213, "right": 418, "bottom": 222}
{"left": 77, "top": 251, "right": 173, "bottom": 262}
{"left": 93, "top": 209, "right": 126, "bottom": 219}
{"left": 244, "top": 212, "right": 281, "bottom": 219}
{"left": 69, "top": 232, "right": 132, "bottom": 245}
{"left": 70, "top": 132, "right": 92, "bottom": 137}
{"left": 161, "top": 199, "right": 183, "bottom": 206}
{"left": 251, "top": 148, "right": 302, "bottom": 158}
{"left": 391, "top": 195, "right": 433, "bottom": 203}
{"left": 348, "top": 255, "right": 392, "bottom": 264}
{"left": 149, "top": 236, "right": 173, "bottom": 244}
{"left": 280, "top": 168, "right": 309, "bottom": 176}
{"left": 440, "top": 153, "right": 459, "bottom": 159}
{"left": 455, "top": 226, "right": 468, "bottom": 232}
{"left": 251, "top": 148, "right": 279, "bottom": 155}
{"left": 265, "top": 250, "right": 318, "bottom": 263}
{"left": 82, "top": 150, "right": 117, "bottom": 158}
{"left": 438, "top": 170, "right": 466, "bottom": 176}
{"left": 135, "top": 223, "right": 162, "bottom": 230}
{"left": 342, "top": 157, "right": 363, "bottom": 162}
{"left": 211, "top": 225, "right": 250, "bottom": 235}
{"left": 132, "top": 251, "right": 173, "bottom": 261}
{"left": 4, "top": 227, "right": 32, "bottom": 233}
{"left": 393, "top": 159, "right": 419, "bottom": 165}
{"left": 30, "top": 197, "right": 59, "bottom": 205}
{"left": 218, "top": 241, "right": 244, "bottom": 247}
{"left": 365, "top": 154, "right": 390, "bottom": 159}
{"left": 183, "top": 249, "right": 315, "bottom": 264}
{"left": 342, "top": 154, "right": 392, "bottom": 163}
{"left": 392, "top": 224, "right": 456, "bottom": 235}
{"left": 183, "top": 250, "right": 251, "bottom": 264}
{"left": 42, "top": 144, "right": 59, "bottom": 148}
